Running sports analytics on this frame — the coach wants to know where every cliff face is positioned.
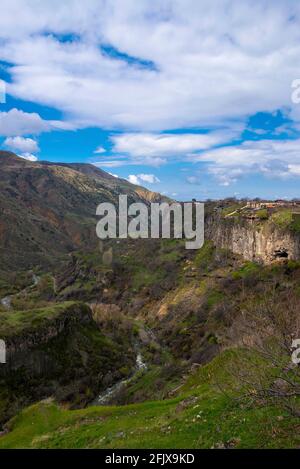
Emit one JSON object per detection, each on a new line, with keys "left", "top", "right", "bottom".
{"left": 206, "top": 215, "right": 300, "bottom": 263}
{"left": 0, "top": 301, "right": 136, "bottom": 424}
{"left": 0, "top": 302, "right": 92, "bottom": 376}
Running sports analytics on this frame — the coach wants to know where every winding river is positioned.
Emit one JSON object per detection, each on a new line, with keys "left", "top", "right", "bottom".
{"left": 1, "top": 275, "right": 149, "bottom": 409}
{"left": 91, "top": 347, "right": 147, "bottom": 406}
{"left": 0, "top": 273, "right": 40, "bottom": 310}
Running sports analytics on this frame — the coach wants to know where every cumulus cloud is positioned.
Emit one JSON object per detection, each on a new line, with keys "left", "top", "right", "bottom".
{"left": 18, "top": 153, "right": 38, "bottom": 162}
{"left": 2, "top": 0, "right": 300, "bottom": 194}
{"left": 113, "top": 132, "right": 235, "bottom": 156}
{"left": 0, "top": 109, "right": 48, "bottom": 136}
{"left": 0, "top": 108, "right": 73, "bottom": 137}
{"left": 3, "top": 135, "right": 40, "bottom": 161}
{"left": 127, "top": 174, "right": 140, "bottom": 185}
{"left": 4, "top": 136, "right": 39, "bottom": 153}
{"left": 138, "top": 173, "right": 160, "bottom": 184}
{"left": 186, "top": 176, "right": 201, "bottom": 185}
{"left": 127, "top": 173, "right": 160, "bottom": 185}
{"left": 191, "top": 139, "right": 300, "bottom": 185}
{"left": 0, "top": 1, "right": 300, "bottom": 131}
{"left": 94, "top": 146, "right": 106, "bottom": 154}
{"left": 108, "top": 130, "right": 239, "bottom": 165}
{"left": 288, "top": 164, "right": 300, "bottom": 176}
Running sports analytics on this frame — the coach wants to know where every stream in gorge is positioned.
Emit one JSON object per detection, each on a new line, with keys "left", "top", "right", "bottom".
{"left": 0, "top": 274, "right": 149, "bottom": 409}
{"left": 0, "top": 273, "right": 40, "bottom": 310}
{"left": 91, "top": 347, "right": 147, "bottom": 406}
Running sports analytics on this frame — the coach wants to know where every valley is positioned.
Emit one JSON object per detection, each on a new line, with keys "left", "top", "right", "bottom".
{"left": 0, "top": 152, "right": 299, "bottom": 449}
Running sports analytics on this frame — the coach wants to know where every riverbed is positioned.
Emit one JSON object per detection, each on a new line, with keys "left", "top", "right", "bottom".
{"left": 91, "top": 347, "right": 147, "bottom": 406}
{"left": 0, "top": 273, "right": 40, "bottom": 310}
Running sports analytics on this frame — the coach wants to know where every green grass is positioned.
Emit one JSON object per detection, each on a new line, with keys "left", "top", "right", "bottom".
{"left": 256, "top": 208, "right": 268, "bottom": 220}
{"left": 221, "top": 203, "right": 244, "bottom": 217}
{"left": 131, "top": 267, "right": 164, "bottom": 291}
{"left": 270, "top": 210, "right": 300, "bottom": 234}
{"left": 194, "top": 241, "right": 215, "bottom": 270}
{"left": 291, "top": 213, "right": 300, "bottom": 233}
{"left": 271, "top": 210, "right": 293, "bottom": 229}
{"left": 0, "top": 302, "right": 78, "bottom": 338}
{"left": 0, "top": 301, "right": 137, "bottom": 425}
{"left": 0, "top": 350, "right": 299, "bottom": 449}
{"left": 0, "top": 271, "right": 33, "bottom": 298}
{"left": 231, "top": 261, "right": 261, "bottom": 280}
{"left": 205, "top": 289, "right": 224, "bottom": 309}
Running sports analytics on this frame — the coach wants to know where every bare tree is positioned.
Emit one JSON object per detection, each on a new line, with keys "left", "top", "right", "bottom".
{"left": 225, "top": 287, "right": 300, "bottom": 417}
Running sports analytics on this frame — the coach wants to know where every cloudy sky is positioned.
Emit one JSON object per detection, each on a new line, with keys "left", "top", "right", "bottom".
{"left": 1, "top": 0, "right": 300, "bottom": 200}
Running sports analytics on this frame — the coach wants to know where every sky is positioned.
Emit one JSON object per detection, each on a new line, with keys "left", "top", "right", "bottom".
{"left": 1, "top": 0, "right": 300, "bottom": 200}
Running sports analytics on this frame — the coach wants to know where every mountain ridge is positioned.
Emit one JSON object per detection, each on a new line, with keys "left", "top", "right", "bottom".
{"left": 0, "top": 151, "right": 168, "bottom": 271}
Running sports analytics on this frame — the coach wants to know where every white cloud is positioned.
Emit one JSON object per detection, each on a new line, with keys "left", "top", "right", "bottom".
{"left": 288, "top": 164, "right": 300, "bottom": 176}
{"left": 2, "top": 0, "right": 300, "bottom": 194}
{"left": 191, "top": 139, "right": 300, "bottom": 185}
{"left": 94, "top": 159, "right": 127, "bottom": 168}
{"left": 4, "top": 136, "right": 39, "bottom": 153}
{"left": 0, "top": 79, "right": 6, "bottom": 103}
{"left": 0, "top": 108, "right": 73, "bottom": 137}
{"left": 0, "top": 109, "right": 48, "bottom": 136}
{"left": 138, "top": 173, "right": 160, "bottom": 184}
{"left": 94, "top": 146, "right": 106, "bottom": 154}
{"left": 109, "top": 130, "right": 239, "bottom": 165}
{"left": 113, "top": 132, "right": 234, "bottom": 156}
{"left": 186, "top": 176, "right": 201, "bottom": 185}
{"left": 0, "top": 1, "right": 300, "bottom": 131}
{"left": 127, "top": 173, "right": 160, "bottom": 185}
{"left": 18, "top": 152, "right": 38, "bottom": 162}
{"left": 128, "top": 174, "right": 140, "bottom": 185}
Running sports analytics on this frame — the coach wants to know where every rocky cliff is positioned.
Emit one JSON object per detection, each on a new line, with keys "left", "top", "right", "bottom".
{"left": 206, "top": 214, "right": 300, "bottom": 263}
{"left": 0, "top": 301, "right": 136, "bottom": 424}
{"left": 0, "top": 302, "right": 92, "bottom": 375}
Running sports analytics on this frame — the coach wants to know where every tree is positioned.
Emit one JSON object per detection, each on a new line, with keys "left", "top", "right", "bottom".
{"left": 226, "top": 288, "right": 300, "bottom": 417}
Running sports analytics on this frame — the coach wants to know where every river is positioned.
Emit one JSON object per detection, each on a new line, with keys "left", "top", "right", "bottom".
{"left": 0, "top": 273, "right": 40, "bottom": 310}
{"left": 91, "top": 347, "right": 147, "bottom": 406}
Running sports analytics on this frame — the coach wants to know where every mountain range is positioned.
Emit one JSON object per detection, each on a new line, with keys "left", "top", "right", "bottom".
{"left": 0, "top": 151, "right": 166, "bottom": 271}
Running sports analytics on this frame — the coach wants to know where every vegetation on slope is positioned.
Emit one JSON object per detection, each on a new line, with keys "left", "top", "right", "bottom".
{"left": 0, "top": 151, "right": 168, "bottom": 271}
{"left": 0, "top": 302, "right": 136, "bottom": 425}
{"left": 0, "top": 350, "right": 299, "bottom": 449}
{"left": 1, "top": 212, "right": 300, "bottom": 448}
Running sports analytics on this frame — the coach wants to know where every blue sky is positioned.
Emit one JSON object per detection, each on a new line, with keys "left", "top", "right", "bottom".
{"left": 1, "top": 0, "right": 300, "bottom": 200}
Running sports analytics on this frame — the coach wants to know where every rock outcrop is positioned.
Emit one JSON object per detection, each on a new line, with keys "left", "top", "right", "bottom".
{"left": 0, "top": 301, "right": 136, "bottom": 424}
{"left": 206, "top": 214, "right": 300, "bottom": 263}
{"left": 0, "top": 302, "right": 92, "bottom": 376}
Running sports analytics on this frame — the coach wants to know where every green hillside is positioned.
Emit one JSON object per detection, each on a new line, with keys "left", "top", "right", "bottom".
{"left": 1, "top": 350, "right": 299, "bottom": 449}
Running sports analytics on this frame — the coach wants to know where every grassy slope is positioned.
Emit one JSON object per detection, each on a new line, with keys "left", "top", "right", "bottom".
{"left": 1, "top": 350, "right": 299, "bottom": 449}
{"left": 271, "top": 209, "right": 300, "bottom": 233}
{"left": 0, "top": 151, "right": 169, "bottom": 272}
{"left": 1, "top": 241, "right": 300, "bottom": 448}
{"left": 0, "top": 302, "right": 78, "bottom": 337}
{"left": 0, "top": 301, "right": 137, "bottom": 425}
